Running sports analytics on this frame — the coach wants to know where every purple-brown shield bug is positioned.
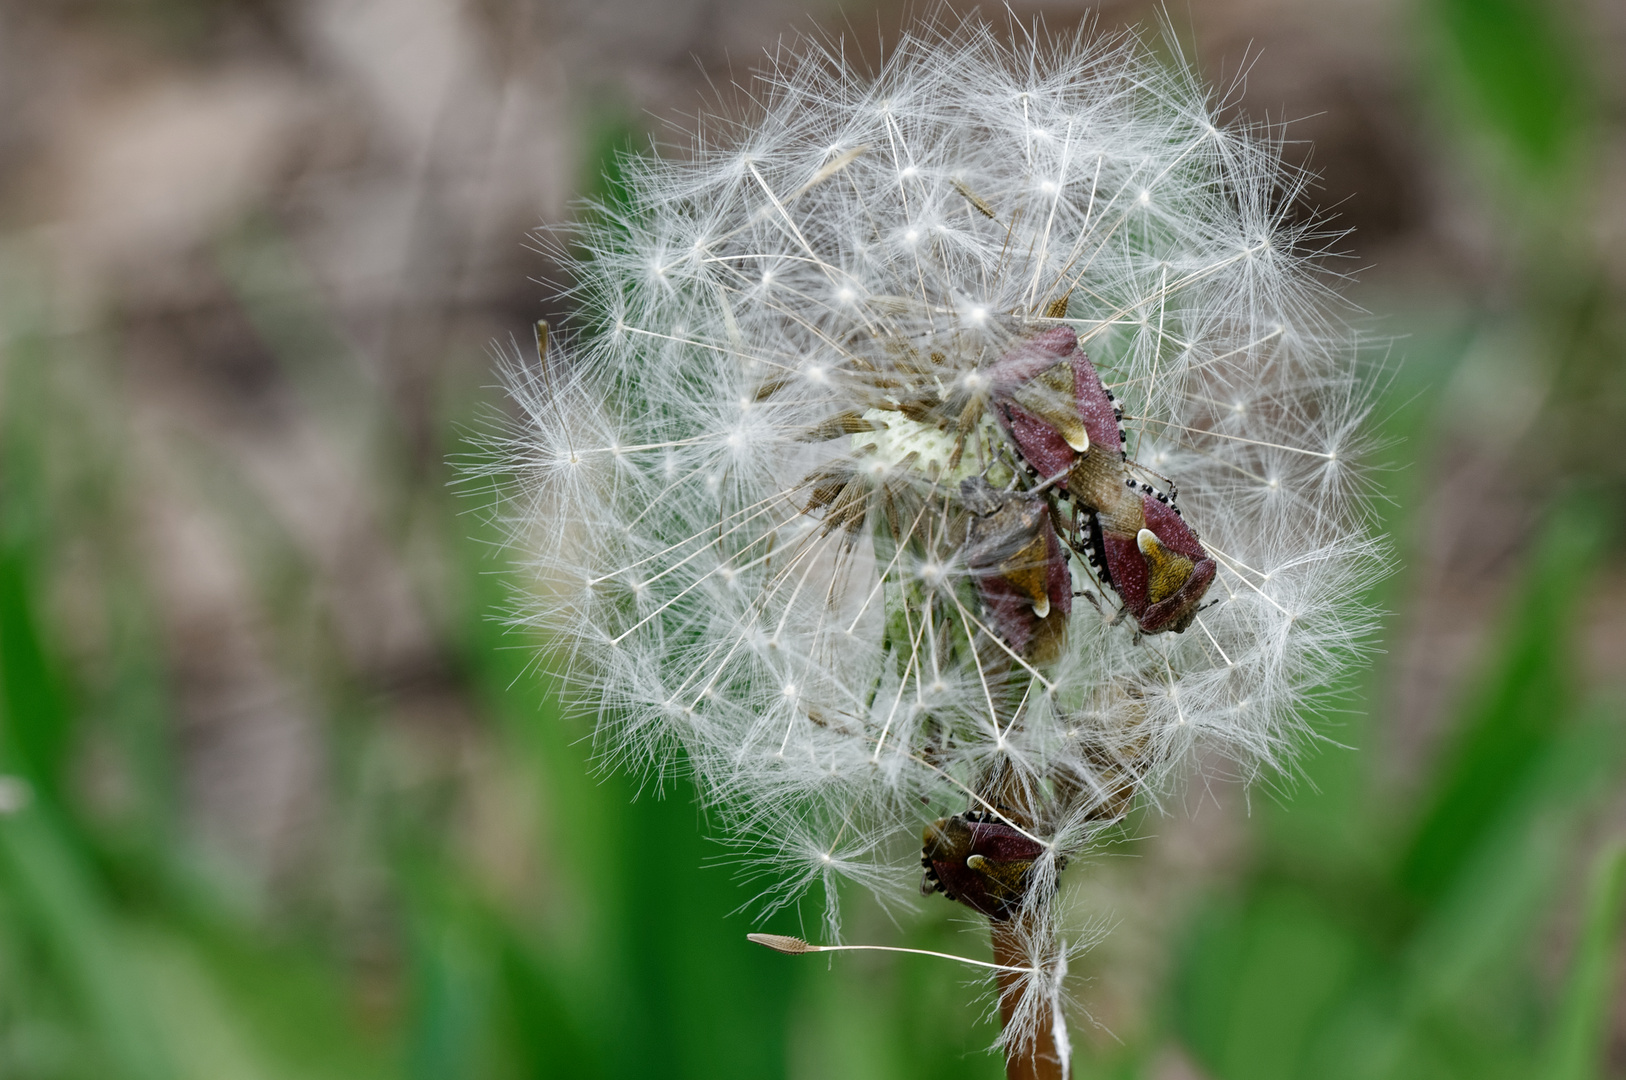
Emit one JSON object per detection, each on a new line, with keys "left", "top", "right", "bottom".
{"left": 983, "top": 319, "right": 1217, "bottom": 635}
{"left": 959, "top": 477, "right": 1072, "bottom": 661}
{"left": 920, "top": 809, "right": 1051, "bottom": 921}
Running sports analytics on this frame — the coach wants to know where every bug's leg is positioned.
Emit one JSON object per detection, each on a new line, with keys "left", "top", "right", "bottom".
{"left": 1126, "top": 461, "right": 1181, "bottom": 503}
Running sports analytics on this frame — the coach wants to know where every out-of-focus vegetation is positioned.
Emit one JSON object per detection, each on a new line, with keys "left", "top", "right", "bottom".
{"left": 0, "top": 201, "right": 1006, "bottom": 1080}
{"left": 0, "top": 0, "right": 1622, "bottom": 1078}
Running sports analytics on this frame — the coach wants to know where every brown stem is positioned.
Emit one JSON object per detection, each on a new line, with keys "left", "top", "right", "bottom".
{"left": 990, "top": 919, "right": 1065, "bottom": 1080}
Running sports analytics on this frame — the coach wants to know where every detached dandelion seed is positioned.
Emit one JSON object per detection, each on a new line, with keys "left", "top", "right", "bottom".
{"left": 490, "top": 14, "right": 1385, "bottom": 1078}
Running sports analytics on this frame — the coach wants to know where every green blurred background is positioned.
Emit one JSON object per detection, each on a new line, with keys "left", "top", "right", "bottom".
{"left": 0, "top": 0, "right": 1622, "bottom": 1077}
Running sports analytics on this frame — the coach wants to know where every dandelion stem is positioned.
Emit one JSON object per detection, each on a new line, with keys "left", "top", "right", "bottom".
{"left": 993, "top": 919, "right": 1066, "bottom": 1080}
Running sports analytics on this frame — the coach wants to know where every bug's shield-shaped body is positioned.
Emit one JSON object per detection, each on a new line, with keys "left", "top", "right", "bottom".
{"left": 1098, "top": 494, "right": 1216, "bottom": 634}
{"left": 988, "top": 325, "right": 1119, "bottom": 479}
{"left": 988, "top": 326, "right": 1217, "bottom": 634}
{"left": 959, "top": 477, "right": 1071, "bottom": 663}
{"left": 920, "top": 811, "right": 1049, "bottom": 921}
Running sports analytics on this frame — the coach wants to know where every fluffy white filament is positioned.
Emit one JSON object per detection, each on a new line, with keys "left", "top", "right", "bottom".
{"left": 494, "top": 16, "right": 1385, "bottom": 1043}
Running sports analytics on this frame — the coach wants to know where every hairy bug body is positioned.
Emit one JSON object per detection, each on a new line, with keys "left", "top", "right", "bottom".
{"left": 959, "top": 477, "right": 1072, "bottom": 662}
{"left": 989, "top": 325, "right": 1216, "bottom": 634}
{"left": 920, "top": 810, "right": 1051, "bottom": 921}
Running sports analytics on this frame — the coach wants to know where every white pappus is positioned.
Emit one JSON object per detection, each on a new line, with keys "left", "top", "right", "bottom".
{"left": 492, "top": 14, "right": 1387, "bottom": 1053}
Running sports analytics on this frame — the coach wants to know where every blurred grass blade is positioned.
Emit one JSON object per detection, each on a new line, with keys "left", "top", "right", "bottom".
{"left": 1400, "top": 703, "right": 1626, "bottom": 1011}
{"left": 0, "top": 544, "right": 69, "bottom": 797}
{"left": 1543, "top": 839, "right": 1626, "bottom": 1080}
{"left": 1429, "top": 0, "right": 1590, "bottom": 171}
{"left": 1398, "top": 498, "right": 1608, "bottom": 901}
{"left": 0, "top": 810, "right": 171, "bottom": 1080}
{"left": 155, "top": 923, "right": 397, "bottom": 1080}
{"left": 0, "top": 327, "right": 173, "bottom": 1078}
{"left": 1172, "top": 890, "right": 1368, "bottom": 1080}
{"left": 0, "top": 332, "right": 72, "bottom": 802}
{"left": 579, "top": 106, "right": 642, "bottom": 217}
{"left": 405, "top": 892, "right": 494, "bottom": 1080}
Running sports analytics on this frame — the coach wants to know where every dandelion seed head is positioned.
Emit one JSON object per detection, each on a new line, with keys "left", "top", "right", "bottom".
{"left": 492, "top": 12, "right": 1386, "bottom": 1041}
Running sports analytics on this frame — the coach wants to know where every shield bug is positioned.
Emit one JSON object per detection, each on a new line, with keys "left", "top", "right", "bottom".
{"left": 920, "top": 809, "right": 1052, "bottom": 921}
{"left": 987, "top": 325, "right": 1110, "bottom": 483}
{"left": 959, "top": 476, "right": 1072, "bottom": 661}
{"left": 986, "top": 323, "right": 1216, "bottom": 635}
{"left": 1090, "top": 483, "right": 1216, "bottom": 634}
